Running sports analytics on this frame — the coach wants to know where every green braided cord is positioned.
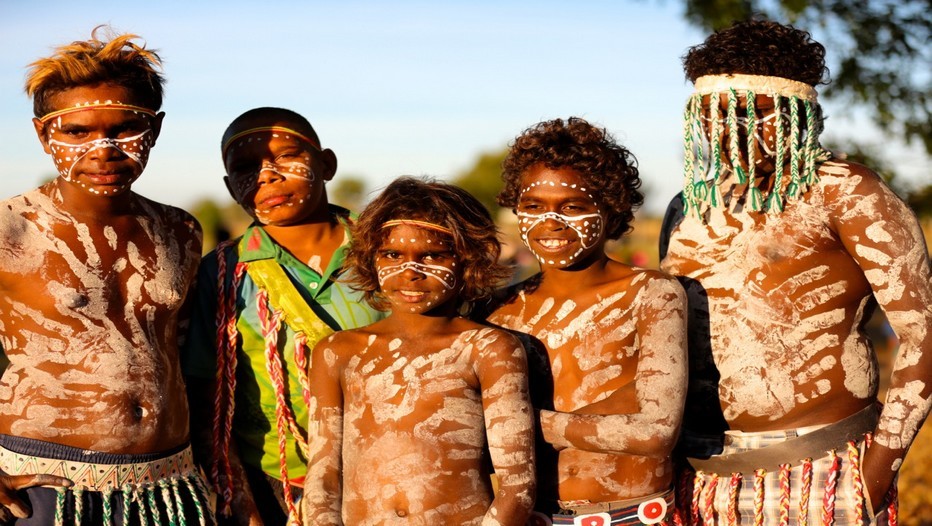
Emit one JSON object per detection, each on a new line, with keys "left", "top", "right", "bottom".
{"left": 74, "top": 487, "right": 85, "bottom": 526}
{"left": 171, "top": 478, "right": 189, "bottom": 526}
{"left": 190, "top": 473, "right": 216, "bottom": 522}
{"left": 159, "top": 479, "right": 179, "bottom": 526}
{"left": 788, "top": 97, "right": 802, "bottom": 198}
{"left": 744, "top": 90, "right": 760, "bottom": 204}
{"left": 147, "top": 484, "right": 165, "bottom": 525}
{"left": 710, "top": 93, "right": 723, "bottom": 194}
{"left": 804, "top": 100, "right": 819, "bottom": 185}
{"left": 54, "top": 486, "right": 66, "bottom": 526}
{"left": 682, "top": 95, "right": 697, "bottom": 215}
{"left": 121, "top": 484, "right": 133, "bottom": 524}
{"left": 727, "top": 88, "right": 747, "bottom": 184}
{"left": 183, "top": 475, "right": 209, "bottom": 526}
{"left": 132, "top": 486, "right": 149, "bottom": 526}
{"left": 767, "top": 94, "right": 787, "bottom": 213}
{"left": 102, "top": 488, "right": 114, "bottom": 526}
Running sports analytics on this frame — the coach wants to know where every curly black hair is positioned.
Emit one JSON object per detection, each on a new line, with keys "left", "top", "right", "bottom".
{"left": 345, "top": 176, "right": 512, "bottom": 311}
{"left": 498, "top": 117, "right": 643, "bottom": 240}
{"left": 683, "top": 18, "right": 829, "bottom": 87}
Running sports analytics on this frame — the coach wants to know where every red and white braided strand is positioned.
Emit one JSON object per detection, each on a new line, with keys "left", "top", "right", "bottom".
{"left": 293, "top": 332, "right": 312, "bottom": 407}
{"left": 799, "top": 458, "right": 813, "bottom": 526}
{"left": 778, "top": 463, "right": 791, "bottom": 526}
{"left": 703, "top": 472, "right": 718, "bottom": 526}
{"left": 753, "top": 469, "right": 766, "bottom": 526}
{"left": 211, "top": 242, "right": 238, "bottom": 516}
{"left": 258, "top": 291, "right": 300, "bottom": 524}
{"left": 726, "top": 473, "right": 741, "bottom": 526}
{"left": 846, "top": 441, "right": 864, "bottom": 524}
{"left": 820, "top": 450, "right": 840, "bottom": 526}
{"left": 692, "top": 472, "right": 705, "bottom": 526}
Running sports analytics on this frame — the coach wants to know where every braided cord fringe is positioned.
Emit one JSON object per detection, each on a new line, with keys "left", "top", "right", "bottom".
{"left": 846, "top": 441, "right": 864, "bottom": 524}
{"left": 74, "top": 487, "right": 85, "bottom": 525}
{"left": 692, "top": 471, "right": 705, "bottom": 526}
{"left": 753, "top": 469, "right": 766, "bottom": 526}
{"left": 703, "top": 472, "right": 718, "bottom": 526}
{"left": 820, "top": 450, "right": 840, "bottom": 526}
{"left": 727, "top": 473, "right": 741, "bottom": 526}
{"left": 727, "top": 88, "right": 746, "bottom": 185}
{"left": 800, "top": 458, "right": 813, "bottom": 526}
{"left": 210, "top": 240, "right": 235, "bottom": 516}
{"left": 745, "top": 92, "right": 763, "bottom": 211}
{"left": 778, "top": 464, "right": 791, "bottom": 526}
{"left": 55, "top": 486, "right": 67, "bottom": 526}
{"left": 682, "top": 95, "right": 698, "bottom": 216}
{"left": 788, "top": 98, "right": 802, "bottom": 199}
{"left": 768, "top": 94, "right": 787, "bottom": 213}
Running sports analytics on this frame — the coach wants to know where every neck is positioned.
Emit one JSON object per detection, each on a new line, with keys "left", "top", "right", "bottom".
{"left": 384, "top": 307, "right": 460, "bottom": 334}
{"left": 537, "top": 251, "right": 610, "bottom": 290}
{"left": 260, "top": 210, "right": 344, "bottom": 266}
{"left": 52, "top": 178, "right": 136, "bottom": 220}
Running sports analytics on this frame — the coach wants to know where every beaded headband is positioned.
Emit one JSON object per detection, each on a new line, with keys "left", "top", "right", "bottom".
{"left": 381, "top": 219, "right": 453, "bottom": 236}
{"left": 39, "top": 101, "right": 157, "bottom": 123}
{"left": 681, "top": 73, "right": 830, "bottom": 218}
{"left": 222, "top": 126, "right": 321, "bottom": 157}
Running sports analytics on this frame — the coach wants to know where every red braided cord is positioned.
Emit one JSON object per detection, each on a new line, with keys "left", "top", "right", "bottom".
{"left": 887, "top": 483, "right": 898, "bottom": 526}
{"left": 703, "top": 472, "right": 718, "bottom": 526}
{"left": 293, "top": 331, "right": 311, "bottom": 407}
{"left": 753, "top": 469, "right": 766, "bottom": 526}
{"left": 800, "top": 458, "right": 813, "bottom": 526}
{"left": 692, "top": 472, "right": 704, "bottom": 526}
{"left": 820, "top": 450, "right": 840, "bottom": 526}
{"left": 727, "top": 473, "right": 741, "bottom": 526}
{"left": 258, "top": 291, "right": 300, "bottom": 524}
{"left": 846, "top": 441, "right": 864, "bottom": 524}
{"left": 210, "top": 241, "right": 237, "bottom": 516}
{"left": 778, "top": 463, "right": 791, "bottom": 526}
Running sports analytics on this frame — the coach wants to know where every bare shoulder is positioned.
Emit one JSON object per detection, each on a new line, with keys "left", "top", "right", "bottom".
{"left": 133, "top": 194, "right": 202, "bottom": 239}
{"left": 605, "top": 262, "right": 684, "bottom": 297}
{"left": 817, "top": 158, "right": 893, "bottom": 200}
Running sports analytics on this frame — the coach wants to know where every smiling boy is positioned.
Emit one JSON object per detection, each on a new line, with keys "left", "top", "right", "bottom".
{"left": 483, "top": 118, "right": 688, "bottom": 525}
{"left": 181, "top": 108, "right": 383, "bottom": 525}
{"left": 0, "top": 28, "right": 207, "bottom": 523}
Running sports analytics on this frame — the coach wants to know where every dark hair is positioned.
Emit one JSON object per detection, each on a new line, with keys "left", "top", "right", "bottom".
{"left": 25, "top": 26, "right": 165, "bottom": 118}
{"left": 498, "top": 117, "right": 643, "bottom": 240}
{"left": 683, "top": 18, "right": 828, "bottom": 87}
{"left": 346, "top": 176, "right": 512, "bottom": 310}
{"left": 221, "top": 107, "right": 320, "bottom": 152}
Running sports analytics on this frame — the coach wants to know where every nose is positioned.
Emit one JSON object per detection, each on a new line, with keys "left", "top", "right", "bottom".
{"left": 87, "top": 139, "right": 125, "bottom": 162}
{"left": 256, "top": 162, "right": 285, "bottom": 185}
{"left": 401, "top": 263, "right": 425, "bottom": 281}
{"left": 540, "top": 213, "right": 567, "bottom": 231}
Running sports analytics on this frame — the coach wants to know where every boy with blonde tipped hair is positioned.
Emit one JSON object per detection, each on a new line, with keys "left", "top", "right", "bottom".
{"left": 0, "top": 27, "right": 209, "bottom": 524}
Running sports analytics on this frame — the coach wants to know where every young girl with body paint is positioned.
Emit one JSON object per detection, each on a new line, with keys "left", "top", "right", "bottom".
{"left": 482, "top": 117, "right": 688, "bottom": 526}
{"left": 660, "top": 18, "right": 932, "bottom": 525}
{"left": 0, "top": 27, "right": 209, "bottom": 523}
{"left": 302, "top": 177, "right": 536, "bottom": 526}
{"left": 181, "top": 108, "right": 384, "bottom": 525}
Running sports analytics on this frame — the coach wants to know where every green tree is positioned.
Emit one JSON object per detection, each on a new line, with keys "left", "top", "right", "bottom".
{"left": 451, "top": 148, "right": 509, "bottom": 213}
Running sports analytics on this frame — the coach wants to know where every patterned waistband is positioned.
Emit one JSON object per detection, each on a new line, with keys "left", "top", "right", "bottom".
{"left": 0, "top": 438, "right": 199, "bottom": 491}
{"left": 551, "top": 488, "right": 674, "bottom": 525}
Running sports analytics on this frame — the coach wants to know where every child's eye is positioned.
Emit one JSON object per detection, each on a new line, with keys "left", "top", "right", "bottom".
{"left": 380, "top": 251, "right": 401, "bottom": 260}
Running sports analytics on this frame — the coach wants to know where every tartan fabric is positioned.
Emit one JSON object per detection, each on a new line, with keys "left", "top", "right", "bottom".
{"left": 680, "top": 428, "right": 890, "bottom": 525}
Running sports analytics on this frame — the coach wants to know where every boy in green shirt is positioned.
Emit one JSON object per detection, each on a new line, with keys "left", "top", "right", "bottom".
{"left": 182, "top": 108, "right": 382, "bottom": 525}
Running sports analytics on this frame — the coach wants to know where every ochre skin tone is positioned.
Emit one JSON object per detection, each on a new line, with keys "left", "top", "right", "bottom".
{"left": 0, "top": 83, "right": 201, "bottom": 517}
{"left": 303, "top": 224, "right": 536, "bottom": 525}
{"left": 661, "top": 95, "right": 932, "bottom": 509}
{"left": 487, "top": 165, "right": 688, "bottom": 504}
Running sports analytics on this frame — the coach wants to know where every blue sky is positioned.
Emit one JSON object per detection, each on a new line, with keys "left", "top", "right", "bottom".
{"left": 1, "top": 1, "right": 925, "bottom": 216}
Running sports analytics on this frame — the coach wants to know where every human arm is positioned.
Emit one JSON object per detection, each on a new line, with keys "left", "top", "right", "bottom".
{"left": 827, "top": 165, "right": 932, "bottom": 512}
{"left": 476, "top": 329, "right": 536, "bottom": 526}
{"left": 0, "top": 473, "right": 73, "bottom": 521}
{"left": 302, "top": 335, "right": 345, "bottom": 525}
{"left": 538, "top": 275, "right": 688, "bottom": 457}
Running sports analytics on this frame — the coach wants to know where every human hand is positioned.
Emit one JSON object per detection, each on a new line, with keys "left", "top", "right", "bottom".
{"left": 0, "top": 473, "right": 73, "bottom": 519}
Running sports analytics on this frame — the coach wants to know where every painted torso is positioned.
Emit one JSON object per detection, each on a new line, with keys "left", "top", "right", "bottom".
{"left": 306, "top": 324, "right": 534, "bottom": 525}
{"left": 0, "top": 183, "right": 201, "bottom": 453}
{"left": 662, "top": 160, "right": 929, "bottom": 438}
{"left": 488, "top": 268, "right": 686, "bottom": 502}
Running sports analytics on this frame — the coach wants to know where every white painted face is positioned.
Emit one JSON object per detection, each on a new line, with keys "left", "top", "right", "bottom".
{"left": 516, "top": 166, "right": 605, "bottom": 268}
{"left": 375, "top": 224, "right": 459, "bottom": 314}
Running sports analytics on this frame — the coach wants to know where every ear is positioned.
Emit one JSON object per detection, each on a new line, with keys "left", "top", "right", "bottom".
{"left": 32, "top": 118, "right": 52, "bottom": 155}
{"left": 149, "top": 112, "right": 166, "bottom": 146}
{"left": 319, "top": 149, "right": 338, "bottom": 182}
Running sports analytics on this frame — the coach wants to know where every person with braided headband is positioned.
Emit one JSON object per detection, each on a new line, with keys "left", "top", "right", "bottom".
{"left": 660, "top": 18, "right": 932, "bottom": 525}
{"left": 0, "top": 27, "right": 209, "bottom": 524}
{"left": 181, "top": 108, "right": 383, "bottom": 525}
{"left": 302, "top": 176, "right": 535, "bottom": 525}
